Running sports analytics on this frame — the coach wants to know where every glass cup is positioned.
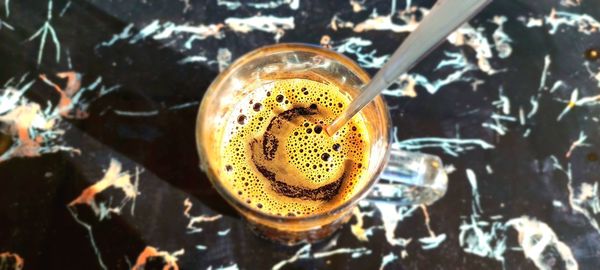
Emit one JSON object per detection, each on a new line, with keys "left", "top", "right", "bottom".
{"left": 196, "top": 43, "right": 447, "bottom": 245}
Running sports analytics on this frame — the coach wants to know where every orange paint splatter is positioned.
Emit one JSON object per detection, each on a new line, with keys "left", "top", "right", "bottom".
{"left": 320, "top": 35, "right": 332, "bottom": 49}
{"left": 132, "top": 247, "right": 183, "bottom": 270}
{"left": 0, "top": 252, "right": 24, "bottom": 270}
{"left": 39, "top": 74, "right": 71, "bottom": 118}
{"left": 1, "top": 74, "right": 80, "bottom": 162}
{"left": 56, "top": 72, "right": 82, "bottom": 97}
{"left": 0, "top": 103, "right": 54, "bottom": 159}
{"left": 421, "top": 205, "right": 436, "bottom": 238}
{"left": 69, "top": 159, "right": 139, "bottom": 216}
{"left": 39, "top": 72, "right": 85, "bottom": 119}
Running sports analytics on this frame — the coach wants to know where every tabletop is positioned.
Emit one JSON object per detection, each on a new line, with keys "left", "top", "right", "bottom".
{"left": 1, "top": 0, "right": 600, "bottom": 269}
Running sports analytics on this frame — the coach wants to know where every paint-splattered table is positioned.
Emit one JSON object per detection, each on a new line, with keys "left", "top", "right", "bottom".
{"left": 1, "top": 0, "right": 600, "bottom": 269}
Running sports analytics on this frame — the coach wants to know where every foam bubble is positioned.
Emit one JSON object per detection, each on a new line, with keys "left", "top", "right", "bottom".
{"left": 219, "top": 79, "right": 370, "bottom": 216}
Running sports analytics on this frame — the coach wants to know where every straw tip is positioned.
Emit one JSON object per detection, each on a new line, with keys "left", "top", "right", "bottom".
{"left": 324, "top": 124, "right": 338, "bottom": 137}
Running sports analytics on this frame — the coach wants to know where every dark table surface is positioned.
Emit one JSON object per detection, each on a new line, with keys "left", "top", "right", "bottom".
{"left": 1, "top": 0, "right": 600, "bottom": 269}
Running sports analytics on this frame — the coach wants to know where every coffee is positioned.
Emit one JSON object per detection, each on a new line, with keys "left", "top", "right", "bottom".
{"left": 219, "top": 78, "right": 369, "bottom": 217}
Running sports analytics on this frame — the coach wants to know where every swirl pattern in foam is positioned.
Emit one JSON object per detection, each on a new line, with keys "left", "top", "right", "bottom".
{"left": 220, "top": 78, "right": 369, "bottom": 217}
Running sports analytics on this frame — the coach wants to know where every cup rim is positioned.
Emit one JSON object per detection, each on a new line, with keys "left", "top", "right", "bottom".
{"left": 196, "top": 43, "right": 392, "bottom": 222}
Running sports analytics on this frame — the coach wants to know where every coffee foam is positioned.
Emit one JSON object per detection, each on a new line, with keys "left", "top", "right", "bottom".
{"left": 220, "top": 79, "right": 369, "bottom": 217}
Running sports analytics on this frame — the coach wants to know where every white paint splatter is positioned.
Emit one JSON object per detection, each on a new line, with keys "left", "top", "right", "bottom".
{"left": 98, "top": 20, "right": 225, "bottom": 48}
{"left": 518, "top": 106, "right": 526, "bottom": 125}
{"left": 546, "top": 9, "right": 600, "bottom": 35}
{"left": 447, "top": 22, "right": 498, "bottom": 75}
{"left": 419, "top": 234, "right": 447, "bottom": 250}
{"left": 507, "top": 217, "right": 578, "bottom": 270}
{"left": 556, "top": 88, "right": 600, "bottom": 121}
{"left": 571, "top": 181, "right": 600, "bottom": 233}
{"left": 59, "top": 1, "right": 71, "bottom": 17}
{"left": 217, "top": 0, "right": 299, "bottom": 10}
{"left": 271, "top": 243, "right": 371, "bottom": 270}
{"left": 565, "top": 131, "right": 590, "bottom": 158}
{"left": 459, "top": 215, "right": 508, "bottom": 262}
{"left": 378, "top": 252, "right": 398, "bottom": 270}
{"left": 553, "top": 200, "right": 564, "bottom": 207}
{"left": 584, "top": 61, "right": 600, "bottom": 88}
{"left": 445, "top": 164, "right": 456, "bottom": 174}
{"left": 26, "top": 0, "right": 61, "bottom": 65}
{"left": 313, "top": 247, "right": 371, "bottom": 259}
{"left": 575, "top": 182, "right": 600, "bottom": 214}
{"left": 0, "top": 76, "right": 34, "bottom": 115}
{"left": 352, "top": 8, "right": 421, "bottom": 33}
{"left": 329, "top": 14, "right": 355, "bottom": 31}
{"left": 169, "top": 101, "right": 199, "bottom": 110}
{"left": 492, "top": 86, "right": 510, "bottom": 114}
{"left": 3, "top": 0, "right": 10, "bottom": 17}
{"left": 412, "top": 67, "right": 477, "bottom": 95}
{"left": 435, "top": 51, "right": 469, "bottom": 70}
{"left": 183, "top": 198, "right": 222, "bottom": 234}
{"left": 374, "top": 49, "right": 475, "bottom": 97}
{"left": 272, "top": 244, "right": 311, "bottom": 270}
{"left": 419, "top": 205, "right": 446, "bottom": 250}
{"left": 539, "top": 55, "right": 552, "bottom": 91}
{"left": 486, "top": 165, "right": 493, "bottom": 174}
{"left": 466, "top": 169, "right": 483, "bottom": 214}
{"left": 96, "top": 24, "right": 134, "bottom": 48}
{"left": 207, "top": 263, "right": 239, "bottom": 270}
{"left": 459, "top": 167, "right": 509, "bottom": 264}
{"left": 112, "top": 101, "right": 199, "bottom": 116}
{"left": 550, "top": 157, "right": 600, "bottom": 235}
{"left": 113, "top": 110, "right": 159, "bottom": 117}
{"left": 0, "top": 18, "right": 13, "bottom": 30}
{"left": 560, "top": 0, "right": 581, "bottom": 7}
{"left": 149, "top": 21, "right": 225, "bottom": 42}
{"left": 216, "top": 0, "right": 242, "bottom": 10}
{"left": 349, "top": 0, "right": 365, "bottom": 12}
{"left": 569, "top": 179, "right": 600, "bottom": 234}
{"left": 407, "top": 50, "right": 478, "bottom": 95}
{"left": 130, "top": 20, "right": 161, "bottom": 42}
{"left": 381, "top": 73, "right": 418, "bottom": 98}
{"left": 178, "top": 55, "right": 209, "bottom": 64}
{"left": 374, "top": 203, "right": 416, "bottom": 246}
{"left": 330, "top": 2, "right": 424, "bottom": 33}
{"left": 490, "top": 16, "right": 512, "bottom": 58}
{"left": 225, "top": 16, "right": 294, "bottom": 42}
{"left": 353, "top": 201, "right": 446, "bottom": 252}
{"left": 350, "top": 207, "right": 376, "bottom": 242}
{"left": 333, "top": 37, "right": 389, "bottom": 69}
{"left": 180, "top": 0, "right": 192, "bottom": 13}
{"left": 394, "top": 135, "right": 495, "bottom": 157}
{"left": 482, "top": 113, "right": 516, "bottom": 136}
{"left": 217, "top": 48, "right": 232, "bottom": 72}
{"left": 522, "top": 9, "right": 600, "bottom": 35}
{"left": 482, "top": 122, "right": 506, "bottom": 136}
{"left": 521, "top": 17, "right": 544, "bottom": 27}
